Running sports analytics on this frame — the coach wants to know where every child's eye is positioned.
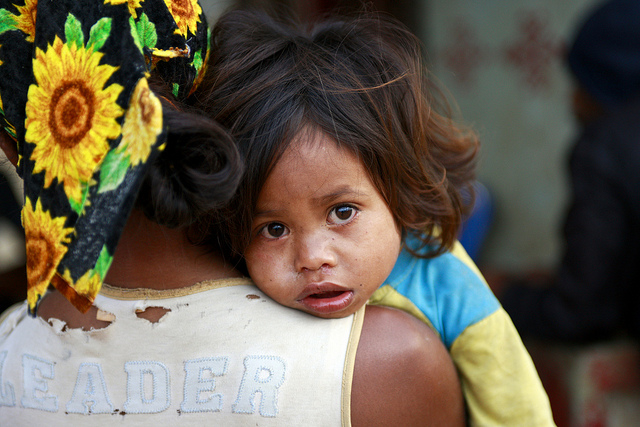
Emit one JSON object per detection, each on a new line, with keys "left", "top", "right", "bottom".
{"left": 259, "top": 222, "right": 289, "bottom": 239}
{"left": 328, "top": 205, "right": 358, "bottom": 225}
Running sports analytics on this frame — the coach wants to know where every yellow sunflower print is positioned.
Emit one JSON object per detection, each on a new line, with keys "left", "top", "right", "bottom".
{"left": 164, "top": 0, "right": 201, "bottom": 37}
{"left": 13, "top": 0, "right": 37, "bottom": 42}
{"left": 22, "top": 197, "right": 73, "bottom": 309}
{"left": 104, "top": 0, "right": 143, "bottom": 18}
{"left": 62, "top": 268, "right": 102, "bottom": 299}
{"left": 118, "top": 77, "right": 163, "bottom": 166}
{"left": 25, "top": 36, "right": 124, "bottom": 206}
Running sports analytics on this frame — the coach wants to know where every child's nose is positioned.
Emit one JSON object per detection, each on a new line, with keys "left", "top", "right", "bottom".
{"left": 294, "top": 232, "right": 337, "bottom": 273}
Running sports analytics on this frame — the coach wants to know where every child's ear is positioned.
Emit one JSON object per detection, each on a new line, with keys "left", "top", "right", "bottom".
{"left": 0, "top": 130, "right": 18, "bottom": 166}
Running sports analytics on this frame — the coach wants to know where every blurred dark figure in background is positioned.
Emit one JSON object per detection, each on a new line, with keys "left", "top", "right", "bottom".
{"left": 500, "top": 0, "right": 640, "bottom": 343}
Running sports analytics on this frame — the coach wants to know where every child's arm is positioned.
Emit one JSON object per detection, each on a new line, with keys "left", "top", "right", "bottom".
{"left": 451, "top": 307, "right": 554, "bottom": 426}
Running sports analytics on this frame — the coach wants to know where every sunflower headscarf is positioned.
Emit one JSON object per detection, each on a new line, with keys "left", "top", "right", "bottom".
{"left": 0, "top": 0, "right": 210, "bottom": 314}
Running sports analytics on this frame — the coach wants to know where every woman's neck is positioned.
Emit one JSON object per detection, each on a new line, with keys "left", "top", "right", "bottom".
{"left": 37, "top": 209, "right": 242, "bottom": 329}
{"left": 104, "top": 209, "right": 242, "bottom": 290}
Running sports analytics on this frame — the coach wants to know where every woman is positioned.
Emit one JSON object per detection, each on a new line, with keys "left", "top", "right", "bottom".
{"left": 0, "top": 0, "right": 463, "bottom": 425}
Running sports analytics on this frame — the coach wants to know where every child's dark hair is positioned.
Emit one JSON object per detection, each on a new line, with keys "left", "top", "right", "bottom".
{"left": 135, "top": 75, "right": 243, "bottom": 246}
{"left": 200, "top": 9, "right": 478, "bottom": 258}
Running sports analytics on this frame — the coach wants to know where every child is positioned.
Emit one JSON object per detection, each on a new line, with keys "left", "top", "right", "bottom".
{"left": 204, "top": 9, "right": 555, "bottom": 426}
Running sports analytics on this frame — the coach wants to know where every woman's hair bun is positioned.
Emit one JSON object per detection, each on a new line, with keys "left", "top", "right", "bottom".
{"left": 136, "top": 79, "right": 243, "bottom": 229}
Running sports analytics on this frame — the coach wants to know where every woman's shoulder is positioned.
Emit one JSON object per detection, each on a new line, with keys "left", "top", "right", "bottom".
{"left": 351, "top": 305, "right": 465, "bottom": 426}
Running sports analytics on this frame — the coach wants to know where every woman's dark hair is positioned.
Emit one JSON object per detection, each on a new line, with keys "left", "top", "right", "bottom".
{"left": 135, "top": 75, "right": 243, "bottom": 246}
{"left": 199, "top": 9, "right": 478, "bottom": 258}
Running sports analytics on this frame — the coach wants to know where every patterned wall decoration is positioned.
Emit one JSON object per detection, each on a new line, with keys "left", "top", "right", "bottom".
{"left": 439, "top": 10, "right": 562, "bottom": 92}
{"left": 503, "top": 11, "right": 561, "bottom": 90}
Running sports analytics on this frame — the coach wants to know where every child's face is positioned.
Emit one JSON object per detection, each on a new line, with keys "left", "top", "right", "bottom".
{"left": 244, "top": 131, "right": 402, "bottom": 318}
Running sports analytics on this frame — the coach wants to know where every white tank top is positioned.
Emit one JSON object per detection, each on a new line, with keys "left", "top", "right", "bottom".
{"left": 0, "top": 278, "right": 364, "bottom": 426}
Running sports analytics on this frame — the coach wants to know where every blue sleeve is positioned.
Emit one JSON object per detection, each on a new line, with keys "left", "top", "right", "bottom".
{"left": 384, "top": 243, "right": 500, "bottom": 348}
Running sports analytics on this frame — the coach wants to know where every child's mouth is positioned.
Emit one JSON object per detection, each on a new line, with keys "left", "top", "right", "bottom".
{"left": 298, "top": 288, "right": 354, "bottom": 316}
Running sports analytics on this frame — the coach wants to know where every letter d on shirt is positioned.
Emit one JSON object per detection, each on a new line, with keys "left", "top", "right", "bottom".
{"left": 124, "top": 361, "right": 170, "bottom": 413}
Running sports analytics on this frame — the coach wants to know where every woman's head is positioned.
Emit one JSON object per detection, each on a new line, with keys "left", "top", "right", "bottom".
{"left": 0, "top": 0, "right": 241, "bottom": 313}
{"left": 202, "top": 9, "right": 478, "bottom": 259}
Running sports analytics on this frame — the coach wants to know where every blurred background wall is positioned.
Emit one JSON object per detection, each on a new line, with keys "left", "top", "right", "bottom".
{"left": 199, "top": 0, "right": 601, "bottom": 274}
